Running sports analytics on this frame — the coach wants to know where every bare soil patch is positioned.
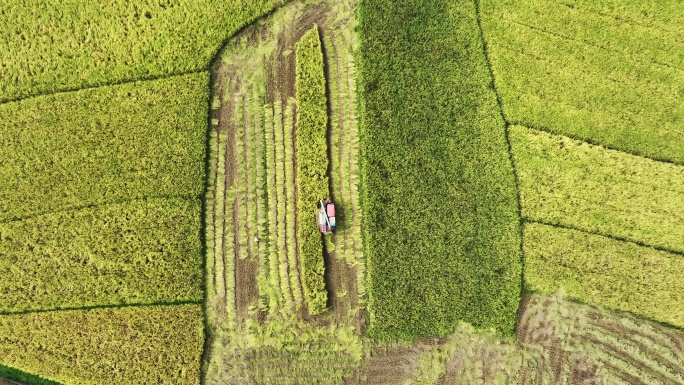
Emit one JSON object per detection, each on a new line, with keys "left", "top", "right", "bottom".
{"left": 355, "top": 338, "right": 444, "bottom": 385}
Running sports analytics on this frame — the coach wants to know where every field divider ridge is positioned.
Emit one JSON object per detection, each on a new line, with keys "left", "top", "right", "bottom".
{"left": 0, "top": 300, "right": 202, "bottom": 317}
{"left": 523, "top": 218, "right": 684, "bottom": 259}
{"left": 0, "top": 70, "right": 208, "bottom": 107}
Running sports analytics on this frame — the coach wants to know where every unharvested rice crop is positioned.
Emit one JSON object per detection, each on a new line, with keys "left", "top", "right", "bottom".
{"left": 295, "top": 25, "right": 329, "bottom": 316}
{"left": 479, "top": 0, "right": 684, "bottom": 164}
{"left": 0, "top": 304, "right": 204, "bottom": 385}
{"left": 510, "top": 124, "right": 684, "bottom": 254}
{"left": 0, "top": 0, "right": 283, "bottom": 102}
{"left": 524, "top": 222, "right": 684, "bottom": 328}
{"left": 0, "top": 198, "right": 202, "bottom": 313}
{"left": 0, "top": 73, "right": 208, "bottom": 222}
{"left": 359, "top": 0, "right": 522, "bottom": 338}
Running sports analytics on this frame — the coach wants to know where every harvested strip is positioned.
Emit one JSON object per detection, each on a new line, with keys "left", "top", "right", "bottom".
{"left": 274, "top": 100, "right": 295, "bottom": 308}
{"left": 284, "top": 98, "right": 303, "bottom": 305}
{"left": 265, "top": 103, "right": 293, "bottom": 309}
{"left": 518, "top": 293, "right": 684, "bottom": 385}
{"left": 510, "top": 125, "right": 684, "bottom": 254}
{"left": 359, "top": 0, "right": 522, "bottom": 338}
{"left": 524, "top": 222, "right": 684, "bottom": 328}
{"left": 294, "top": 25, "right": 329, "bottom": 315}
{"left": 0, "top": 73, "right": 208, "bottom": 222}
{"left": 0, "top": 198, "right": 202, "bottom": 313}
{"left": 582, "top": 328, "right": 684, "bottom": 383}
{"left": 0, "top": 304, "right": 203, "bottom": 385}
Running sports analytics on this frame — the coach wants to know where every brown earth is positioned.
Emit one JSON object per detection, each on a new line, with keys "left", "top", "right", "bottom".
{"left": 354, "top": 338, "right": 445, "bottom": 384}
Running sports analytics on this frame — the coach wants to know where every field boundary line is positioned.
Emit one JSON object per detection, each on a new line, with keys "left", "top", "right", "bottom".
{"left": 0, "top": 300, "right": 202, "bottom": 317}
{"left": 0, "top": 70, "right": 207, "bottom": 106}
{"left": 524, "top": 218, "right": 684, "bottom": 258}
{"left": 513, "top": 122, "right": 684, "bottom": 167}
{"left": 473, "top": 0, "right": 526, "bottom": 301}
{"left": 0, "top": 194, "right": 202, "bottom": 226}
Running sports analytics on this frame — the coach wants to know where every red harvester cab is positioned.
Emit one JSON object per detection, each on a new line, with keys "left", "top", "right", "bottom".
{"left": 318, "top": 199, "right": 336, "bottom": 234}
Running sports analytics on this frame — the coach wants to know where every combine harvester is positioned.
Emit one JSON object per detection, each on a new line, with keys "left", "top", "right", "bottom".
{"left": 318, "top": 199, "right": 336, "bottom": 234}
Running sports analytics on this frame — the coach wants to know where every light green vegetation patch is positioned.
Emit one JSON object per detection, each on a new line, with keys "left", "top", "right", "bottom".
{"left": 0, "top": 304, "right": 204, "bottom": 385}
{"left": 295, "top": 24, "right": 329, "bottom": 315}
{"left": 479, "top": 0, "right": 684, "bottom": 164}
{"left": 359, "top": 0, "right": 522, "bottom": 338}
{"left": 0, "top": 73, "right": 208, "bottom": 223}
{"left": 524, "top": 222, "right": 684, "bottom": 328}
{"left": 510, "top": 125, "right": 684, "bottom": 253}
{"left": 0, "top": 198, "right": 202, "bottom": 313}
{"left": 0, "top": 0, "right": 283, "bottom": 101}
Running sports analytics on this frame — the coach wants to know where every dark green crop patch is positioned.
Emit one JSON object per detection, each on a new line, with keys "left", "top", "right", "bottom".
{"left": 358, "top": 0, "right": 522, "bottom": 339}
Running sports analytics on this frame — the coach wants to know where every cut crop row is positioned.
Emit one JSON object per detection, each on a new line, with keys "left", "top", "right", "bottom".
{"left": 0, "top": 197, "right": 202, "bottom": 313}
{"left": 326, "top": 29, "right": 363, "bottom": 268}
{"left": 294, "top": 25, "right": 330, "bottom": 316}
{"left": 0, "top": 0, "right": 283, "bottom": 101}
{"left": 0, "top": 304, "right": 203, "bottom": 385}
{"left": 0, "top": 73, "right": 208, "bottom": 223}
{"left": 265, "top": 103, "right": 294, "bottom": 310}
{"left": 284, "top": 97, "right": 303, "bottom": 307}
{"left": 519, "top": 292, "right": 684, "bottom": 385}
{"left": 510, "top": 124, "right": 684, "bottom": 255}
{"left": 479, "top": 0, "right": 684, "bottom": 164}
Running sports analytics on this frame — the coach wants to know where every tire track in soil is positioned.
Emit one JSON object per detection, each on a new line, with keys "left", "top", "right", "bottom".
{"left": 588, "top": 320, "right": 684, "bottom": 381}
{"left": 578, "top": 333, "right": 681, "bottom": 385}
{"left": 516, "top": 294, "right": 604, "bottom": 385}
{"left": 234, "top": 90, "right": 261, "bottom": 321}
{"left": 355, "top": 339, "right": 444, "bottom": 385}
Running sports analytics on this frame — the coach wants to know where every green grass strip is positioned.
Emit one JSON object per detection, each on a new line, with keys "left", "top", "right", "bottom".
{"left": 0, "top": 304, "right": 203, "bottom": 385}
{"left": 510, "top": 125, "right": 684, "bottom": 254}
{"left": 0, "top": 198, "right": 202, "bottom": 313}
{"left": 0, "top": 0, "right": 282, "bottom": 102}
{"left": 0, "top": 73, "right": 208, "bottom": 223}
{"left": 358, "top": 0, "right": 522, "bottom": 338}
{"left": 524, "top": 222, "right": 684, "bottom": 328}
{"left": 295, "top": 25, "right": 329, "bottom": 315}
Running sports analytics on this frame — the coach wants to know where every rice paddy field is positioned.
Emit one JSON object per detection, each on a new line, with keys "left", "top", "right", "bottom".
{"left": 1, "top": 0, "right": 683, "bottom": 383}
